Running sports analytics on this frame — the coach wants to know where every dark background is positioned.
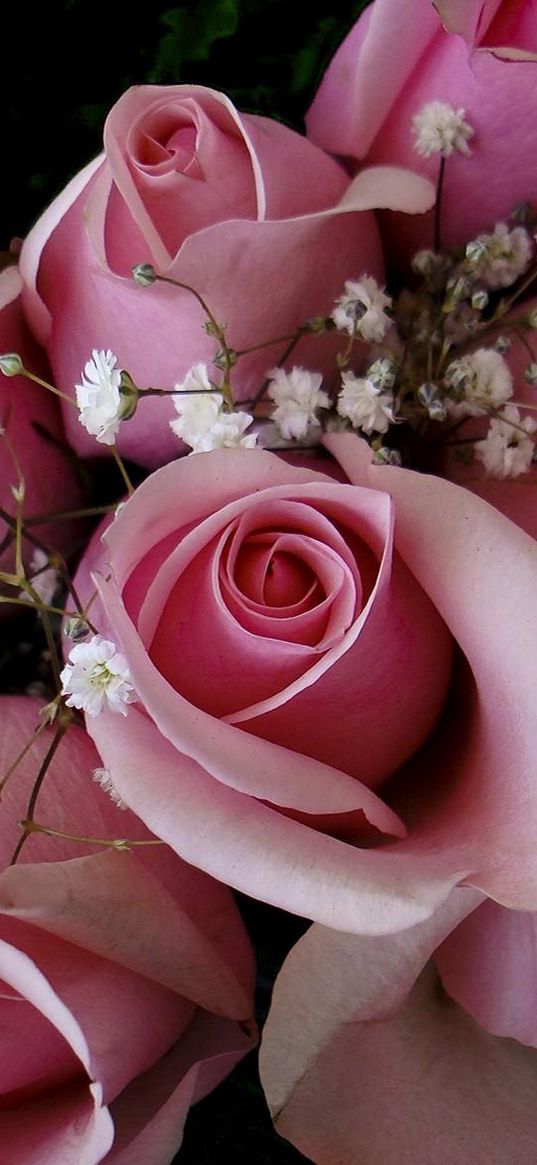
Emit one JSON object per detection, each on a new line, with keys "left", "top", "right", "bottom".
{"left": 3, "top": 2, "right": 370, "bottom": 1159}
{"left": 4, "top": 0, "right": 369, "bottom": 245}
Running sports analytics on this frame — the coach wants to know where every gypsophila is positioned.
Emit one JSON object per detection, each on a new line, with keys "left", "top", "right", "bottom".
{"left": 60, "top": 635, "right": 135, "bottom": 717}
{"left": 412, "top": 101, "right": 474, "bottom": 158}
{"left": 466, "top": 222, "right": 533, "bottom": 290}
{"left": 444, "top": 348, "right": 513, "bottom": 417}
{"left": 75, "top": 350, "right": 123, "bottom": 445}
{"left": 267, "top": 366, "right": 330, "bottom": 440}
{"left": 337, "top": 372, "right": 395, "bottom": 435}
{"left": 475, "top": 405, "right": 537, "bottom": 478}
{"left": 92, "top": 768, "right": 128, "bottom": 810}
{"left": 170, "top": 364, "right": 256, "bottom": 452}
{"left": 22, "top": 549, "right": 59, "bottom": 606}
{"left": 332, "top": 277, "right": 393, "bottom": 343}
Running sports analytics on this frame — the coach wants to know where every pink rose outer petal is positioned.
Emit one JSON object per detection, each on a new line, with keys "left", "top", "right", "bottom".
{"left": 436, "top": 898, "right": 537, "bottom": 1048}
{"left": 324, "top": 432, "right": 537, "bottom": 911}
{"left": 0, "top": 936, "right": 114, "bottom": 1163}
{"left": 106, "top": 1012, "right": 255, "bottom": 1164}
{"left": 260, "top": 888, "right": 537, "bottom": 1165}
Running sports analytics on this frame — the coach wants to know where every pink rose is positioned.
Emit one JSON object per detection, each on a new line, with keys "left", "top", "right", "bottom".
{"left": 260, "top": 887, "right": 537, "bottom": 1163}
{"left": 0, "top": 266, "right": 82, "bottom": 583}
{"left": 0, "top": 696, "right": 254, "bottom": 1163}
{"left": 19, "top": 84, "right": 433, "bottom": 468}
{"left": 72, "top": 435, "right": 537, "bottom": 934}
{"left": 306, "top": 0, "right": 537, "bottom": 270}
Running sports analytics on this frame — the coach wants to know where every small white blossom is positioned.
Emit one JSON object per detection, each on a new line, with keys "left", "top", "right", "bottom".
{"left": 60, "top": 635, "right": 135, "bottom": 717}
{"left": 412, "top": 101, "right": 474, "bottom": 158}
{"left": 444, "top": 349, "right": 513, "bottom": 417}
{"left": 337, "top": 372, "right": 395, "bottom": 434}
{"left": 23, "top": 549, "right": 59, "bottom": 606}
{"left": 76, "top": 350, "right": 123, "bottom": 445}
{"left": 267, "top": 366, "right": 330, "bottom": 440}
{"left": 466, "top": 222, "right": 532, "bottom": 290}
{"left": 332, "top": 277, "right": 392, "bottom": 343}
{"left": 92, "top": 768, "right": 128, "bottom": 810}
{"left": 475, "top": 405, "right": 537, "bottom": 478}
{"left": 170, "top": 364, "right": 257, "bottom": 452}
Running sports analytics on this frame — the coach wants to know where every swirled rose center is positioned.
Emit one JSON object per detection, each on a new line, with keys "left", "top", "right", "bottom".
{"left": 233, "top": 534, "right": 323, "bottom": 609}
{"left": 135, "top": 110, "right": 200, "bottom": 174}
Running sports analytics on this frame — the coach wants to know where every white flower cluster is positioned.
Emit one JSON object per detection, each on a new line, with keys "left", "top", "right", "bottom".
{"left": 267, "top": 366, "right": 329, "bottom": 440}
{"left": 170, "top": 364, "right": 257, "bottom": 452}
{"left": 412, "top": 101, "right": 474, "bottom": 159}
{"left": 331, "top": 277, "right": 392, "bottom": 343}
{"left": 444, "top": 349, "right": 513, "bottom": 417}
{"left": 75, "top": 350, "right": 124, "bottom": 445}
{"left": 475, "top": 405, "right": 537, "bottom": 478}
{"left": 337, "top": 369, "right": 395, "bottom": 435}
{"left": 467, "top": 222, "right": 533, "bottom": 290}
{"left": 60, "top": 635, "right": 135, "bottom": 717}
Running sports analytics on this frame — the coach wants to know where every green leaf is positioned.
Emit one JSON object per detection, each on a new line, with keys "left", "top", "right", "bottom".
{"left": 150, "top": 0, "right": 240, "bottom": 81}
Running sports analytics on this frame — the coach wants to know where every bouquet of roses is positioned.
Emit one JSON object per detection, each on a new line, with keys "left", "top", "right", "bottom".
{"left": 2, "top": 0, "right": 537, "bottom": 1160}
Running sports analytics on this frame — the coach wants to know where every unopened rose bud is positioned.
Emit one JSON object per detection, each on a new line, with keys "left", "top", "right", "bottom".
{"left": 132, "top": 263, "right": 157, "bottom": 287}
{"left": 0, "top": 352, "right": 24, "bottom": 377}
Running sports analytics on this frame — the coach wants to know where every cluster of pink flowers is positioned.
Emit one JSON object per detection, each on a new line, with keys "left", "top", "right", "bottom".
{"left": 2, "top": 1, "right": 537, "bottom": 1161}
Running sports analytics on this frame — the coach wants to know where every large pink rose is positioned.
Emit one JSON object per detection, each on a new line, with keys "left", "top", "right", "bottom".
{"left": 71, "top": 435, "right": 537, "bottom": 934}
{"left": 18, "top": 85, "right": 433, "bottom": 468}
{"left": 306, "top": 0, "right": 537, "bottom": 270}
{"left": 260, "top": 887, "right": 537, "bottom": 1163}
{"left": 0, "top": 266, "right": 82, "bottom": 582}
{"left": 0, "top": 696, "right": 254, "bottom": 1163}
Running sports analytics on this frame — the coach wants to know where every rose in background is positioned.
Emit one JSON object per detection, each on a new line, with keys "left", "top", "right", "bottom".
{"left": 0, "top": 697, "right": 254, "bottom": 1163}
{"left": 260, "top": 887, "right": 537, "bottom": 1164}
{"left": 306, "top": 0, "right": 537, "bottom": 274}
{"left": 65, "top": 436, "right": 537, "bottom": 938}
{"left": 18, "top": 84, "right": 437, "bottom": 469}
{"left": 0, "top": 266, "right": 82, "bottom": 585}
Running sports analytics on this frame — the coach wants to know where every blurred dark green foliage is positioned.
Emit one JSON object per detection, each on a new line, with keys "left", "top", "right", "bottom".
{"left": 4, "top": 0, "right": 370, "bottom": 244}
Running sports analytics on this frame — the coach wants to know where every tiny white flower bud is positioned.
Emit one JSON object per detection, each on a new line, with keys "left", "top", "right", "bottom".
{"left": 524, "top": 362, "right": 537, "bottom": 386}
{"left": 132, "top": 263, "right": 157, "bottom": 287}
{"left": 0, "top": 353, "right": 24, "bottom": 377}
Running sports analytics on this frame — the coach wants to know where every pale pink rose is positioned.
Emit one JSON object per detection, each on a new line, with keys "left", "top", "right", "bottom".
{"left": 71, "top": 435, "right": 537, "bottom": 934}
{"left": 306, "top": 0, "right": 537, "bottom": 271}
{"left": 0, "top": 266, "right": 82, "bottom": 583}
{"left": 0, "top": 696, "right": 255, "bottom": 1163}
{"left": 19, "top": 84, "right": 434, "bottom": 468}
{"left": 260, "top": 887, "right": 537, "bottom": 1163}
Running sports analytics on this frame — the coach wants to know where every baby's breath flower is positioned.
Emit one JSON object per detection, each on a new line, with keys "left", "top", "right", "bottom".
{"left": 524, "top": 363, "right": 537, "bottom": 386}
{"left": 76, "top": 350, "right": 123, "bottom": 445}
{"left": 367, "top": 358, "right": 396, "bottom": 392}
{"left": 171, "top": 366, "right": 257, "bottom": 452}
{"left": 267, "top": 366, "right": 329, "bottom": 440}
{"left": 412, "top": 101, "right": 474, "bottom": 158}
{"left": 466, "top": 222, "right": 532, "bottom": 289}
{"left": 23, "top": 549, "right": 59, "bottom": 606}
{"left": 0, "top": 353, "right": 24, "bottom": 377}
{"left": 337, "top": 372, "right": 395, "bottom": 435}
{"left": 332, "top": 277, "right": 392, "bottom": 343}
{"left": 60, "top": 635, "right": 135, "bottom": 717}
{"left": 444, "top": 348, "right": 513, "bottom": 417}
{"left": 475, "top": 405, "right": 537, "bottom": 478}
{"left": 92, "top": 768, "right": 128, "bottom": 810}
